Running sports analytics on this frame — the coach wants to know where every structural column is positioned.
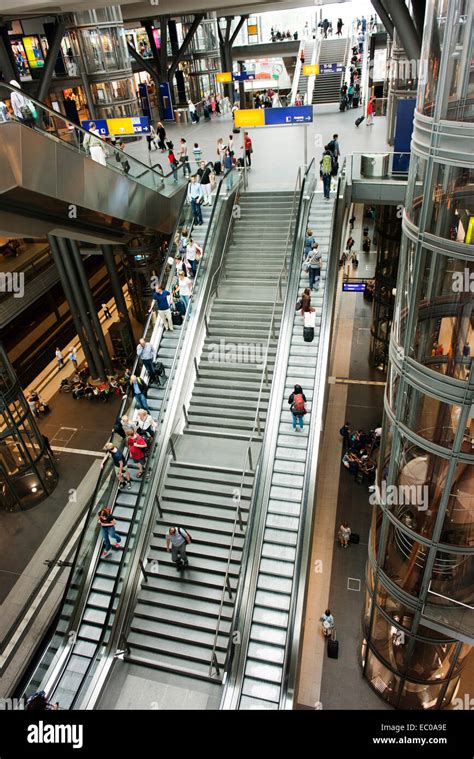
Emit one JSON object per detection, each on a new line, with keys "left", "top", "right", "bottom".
{"left": 102, "top": 244, "right": 136, "bottom": 346}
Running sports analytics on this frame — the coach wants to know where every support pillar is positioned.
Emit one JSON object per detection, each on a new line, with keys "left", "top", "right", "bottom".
{"left": 69, "top": 240, "right": 115, "bottom": 376}
{"left": 0, "top": 26, "right": 18, "bottom": 83}
{"left": 37, "top": 20, "right": 65, "bottom": 102}
{"left": 48, "top": 235, "right": 99, "bottom": 379}
{"left": 102, "top": 244, "right": 136, "bottom": 346}
{"left": 57, "top": 237, "right": 106, "bottom": 380}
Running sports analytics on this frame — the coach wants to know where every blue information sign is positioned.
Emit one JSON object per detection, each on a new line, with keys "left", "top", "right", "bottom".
{"left": 320, "top": 63, "right": 346, "bottom": 73}
{"left": 233, "top": 72, "right": 256, "bottom": 81}
{"left": 343, "top": 282, "right": 366, "bottom": 292}
{"left": 264, "top": 105, "right": 313, "bottom": 126}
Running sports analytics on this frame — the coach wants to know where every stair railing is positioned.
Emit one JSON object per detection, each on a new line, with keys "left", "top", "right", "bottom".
{"left": 208, "top": 164, "right": 310, "bottom": 678}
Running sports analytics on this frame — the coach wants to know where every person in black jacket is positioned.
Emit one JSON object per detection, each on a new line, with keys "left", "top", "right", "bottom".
{"left": 197, "top": 160, "right": 213, "bottom": 206}
{"left": 130, "top": 375, "right": 150, "bottom": 412}
{"left": 157, "top": 121, "right": 166, "bottom": 151}
{"left": 288, "top": 384, "right": 307, "bottom": 431}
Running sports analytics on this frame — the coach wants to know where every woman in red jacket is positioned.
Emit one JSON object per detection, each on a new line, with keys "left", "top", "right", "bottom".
{"left": 126, "top": 428, "right": 147, "bottom": 478}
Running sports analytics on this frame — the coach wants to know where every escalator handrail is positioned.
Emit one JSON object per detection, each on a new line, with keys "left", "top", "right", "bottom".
{"left": 0, "top": 82, "right": 165, "bottom": 186}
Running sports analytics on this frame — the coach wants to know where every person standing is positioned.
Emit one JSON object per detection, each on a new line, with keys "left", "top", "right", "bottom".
{"left": 223, "top": 148, "right": 234, "bottom": 191}
{"left": 83, "top": 122, "right": 107, "bottom": 166}
{"left": 197, "top": 160, "right": 213, "bottom": 205}
{"left": 149, "top": 285, "right": 174, "bottom": 331}
{"left": 336, "top": 18, "right": 344, "bottom": 36}
{"left": 320, "top": 609, "right": 335, "bottom": 636}
{"left": 302, "top": 301, "right": 316, "bottom": 341}
{"left": 244, "top": 131, "right": 253, "bottom": 168}
{"left": 129, "top": 375, "right": 150, "bottom": 412}
{"left": 176, "top": 270, "right": 193, "bottom": 311}
{"left": 192, "top": 142, "right": 202, "bottom": 166}
{"left": 187, "top": 174, "right": 204, "bottom": 225}
{"left": 166, "top": 526, "right": 192, "bottom": 570}
{"left": 156, "top": 121, "right": 166, "bottom": 151}
{"left": 126, "top": 428, "right": 147, "bottom": 478}
{"left": 307, "top": 243, "right": 322, "bottom": 290}
{"left": 178, "top": 138, "right": 191, "bottom": 177}
{"left": 339, "top": 422, "right": 352, "bottom": 449}
{"left": 98, "top": 507, "right": 122, "bottom": 559}
{"left": 136, "top": 338, "right": 157, "bottom": 383}
{"left": 167, "top": 145, "right": 179, "bottom": 182}
{"left": 366, "top": 97, "right": 375, "bottom": 125}
{"left": 320, "top": 148, "right": 333, "bottom": 199}
{"left": 9, "top": 80, "right": 35, "bottom": 128}
{"left": 102, "top": 302, "right": 112, "bottom": 319}
{"left": 188, "top": 99, "right": 197, "bottom": 123}
{"left": 185, "top": 238, "right": 202, "bottom": 279}
{"left": 101, "top": 442, "right": 132, "bottom": 490}
{"left": 346, "top": 235, "right": 355, "bottom": 254}
{"left": 136, "top": 409, "right": 157, "bottom": 442}
{"left": 338, "top": 521, "right": 351, "bottom": 548}
{"left": 347, "top": 84, "right": 354, "bottom": 107}
{"left": 55, "top": 348, "right": 64, "bottom": 368}
{"left": 288, "top": 384, "right": 307, "bottom": 431}
{"left": 68, "top": 347, "right": 78, "bottom": 370}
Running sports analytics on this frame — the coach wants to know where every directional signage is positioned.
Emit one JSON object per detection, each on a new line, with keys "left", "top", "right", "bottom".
{"left": 81, "top": 117, "right": 150, "bottom": 136}
{"left": 217, "top": 71, "right": 256, "bottom": 83}
{"left": 264, "top": 105, "right": 313, "bottom": 125}
{"left": 320, "top": 63, "right": 345, "bottom": 73}
{"left": 342, "top": 282, "right": 366, "bottom": 292}
{"left": 234, "top": 106, "right": 313, "bottom": 129}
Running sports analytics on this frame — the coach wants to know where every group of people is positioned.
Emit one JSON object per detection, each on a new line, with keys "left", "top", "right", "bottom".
{"left": 254, "top": 89, "right": 280, "bottom": 109}
{"left": 340, "top": 422, "right": 380, "bottom": 483}
{"left": 270, "top": 27, "right": 299, "bottom": 42}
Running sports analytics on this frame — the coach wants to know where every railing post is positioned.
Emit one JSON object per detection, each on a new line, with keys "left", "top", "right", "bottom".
{"left": 257, "top": 412, "right": 262, "bottom": 436}
{"left": 193, "top": 357, "right": 200, "bottom": 379}
{"left": 204, "top": 314, "right": 209, "bottom": 337}
{"left": 264, "top": 366, "right": 269, "bottom": 387}
{"left": 155, "top": 493, "right": 163, "bottom": 517}
{"left": 140, "top": 559, "right": 148, "bottom": 583}
{"left": 211, "top": 651, "right": 221, "bottom": 678}
{"left": 169, "top": 437, "right": 177, "bottom": 461}
{"left": 183, "top": 404, "right": 189, "bottom": 426}
{"left": 247, "top": 446, "right": 253, "bottom": 472}
{"left": 272, "top": 318, "right": 276, "bottom": 340}
{"left": 226, "top": 575, "right": 233, "bottom": 599}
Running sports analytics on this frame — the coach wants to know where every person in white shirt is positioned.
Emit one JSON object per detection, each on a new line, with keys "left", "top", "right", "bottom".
{"left": 83, "top": 122, "right": 107, "bottom": 166}
{"left": 185, "top": 238, "right": 202, "bottom": 278}
{"left": 188, "top": 99, "right": 197, "bottom": 123}
{"left": 136, "top": 409, "right": 157, "bottom": 441}
{"left": 177, "top": 270, "right": 193, "bottom": 311}
{"left": 338, "top": 521, "right": 351, "bottom": 548}
{"left": 9, "top": 80, "right": 35, "bottom": 128}
{"left": 55, "top": 348, "right": 64, "bottom": 368}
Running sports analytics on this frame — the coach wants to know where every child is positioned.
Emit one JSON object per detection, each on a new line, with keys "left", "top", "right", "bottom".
{"left": 193, "top": 142, "right": 202, "bottom": 165}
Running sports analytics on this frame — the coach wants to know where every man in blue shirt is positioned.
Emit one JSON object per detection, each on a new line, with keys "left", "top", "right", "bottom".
{"left": 136, "top": 338, "right": 157, "bottom": 383}
{"left": 148, "top": 285, "right": 174, "bottom": 331}
{"left": 186, "top": 174, "right": 204, "bottom": 225}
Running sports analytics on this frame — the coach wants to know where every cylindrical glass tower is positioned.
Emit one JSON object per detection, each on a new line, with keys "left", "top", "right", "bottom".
{"left": 362, "top": 0, "right": 474, "bottom": 709}
{"left": 69, "top": 7, "right": 137, "bottom": 119}
{"left": 0, "top": 343, "right": 58, "bottom": 511}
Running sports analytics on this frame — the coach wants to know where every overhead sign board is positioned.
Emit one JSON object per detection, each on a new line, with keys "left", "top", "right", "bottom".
{"left": 342, "top": 282, "right": 366, "bottom": 292}
{"left": 216, "top": 71, "right": 233, "bottom": 83}
{"left": 81, "top": 117, "right": 150, "bottom": 136}
{"left": 217, "top": 71, "right": 256, "bottom": 82}
{"left": 235, "top": 106, "right": 312, "bottom": 129}
{"left": 303, "top": 64, "right": 319, "bottom": 76}
{"left": 319, "top": 63, "right": 345, "bottom": 73}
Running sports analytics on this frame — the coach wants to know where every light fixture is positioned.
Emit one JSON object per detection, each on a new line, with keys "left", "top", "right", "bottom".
{"left": 167, "top": 257, "right": 174, "bottom": 266}
{"left": 31, "top": 486, "right": 38, "bottom": 493}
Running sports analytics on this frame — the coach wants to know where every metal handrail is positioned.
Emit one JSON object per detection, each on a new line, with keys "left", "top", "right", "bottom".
{"left": 208, "top": 165, "right": 305, "bottom": 678}
{"left": 0, "top": 81, "right": 165, "bottom": 188}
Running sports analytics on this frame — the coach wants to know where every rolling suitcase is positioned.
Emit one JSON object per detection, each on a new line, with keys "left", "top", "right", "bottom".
{"left": 303, "top": 326, "right": 314, "bottom": 343}
{"left": 355, "top": 115, "right": 365, "bottom": 127}
{"left": 171, "top": 310, "right": 183, "bottom": 326}
{"left": 232, "top": 127, "right": 240, "bottom": 134}
{"left": 327, "top": 629, "right": 339, "bottom": 659}
{"left": 349, "top": 532, "right": 360, "bottom": 544}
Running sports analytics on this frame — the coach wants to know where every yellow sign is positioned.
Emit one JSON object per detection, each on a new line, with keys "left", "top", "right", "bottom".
{"left": 107, "top": 117, "right": 134, "bottom": 135}
{"left": 303, "top": 64, "right": 319, "bottom": 76}
{"left": 247, "top": 24, "right": 258, "bottom": 35}
{"left": 466, "top": 216, "right": 474, "bottom": 245}
{"left": 216, "top": 72, "right": 232, "bottom": 83}
{"left": 234, "top": 109, "right": 265, "bottom": 128}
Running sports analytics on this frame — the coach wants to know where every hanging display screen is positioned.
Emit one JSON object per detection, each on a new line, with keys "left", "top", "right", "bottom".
{"left": 22, "top": 36, "right": 45, "bottom": 69}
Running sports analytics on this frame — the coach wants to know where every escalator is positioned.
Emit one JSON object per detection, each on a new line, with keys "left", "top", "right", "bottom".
{"left": 18, "top": 171, "right": 234, "bottom": 708}
{"left": 0, "top": 82, "right": 186, "bottom": 244}
{"left": 220, "top": 164, "right": 348, "bottom": 709}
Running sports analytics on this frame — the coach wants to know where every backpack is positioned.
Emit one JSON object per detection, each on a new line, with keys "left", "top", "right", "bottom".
{"left": 291, "top": 393, "right": 306, "bottom": 416}
{"left": 20, "top": 103, "right": 33, "bottom": 120}
{"left": 176, "top": 526, "right": 192, "bottom": 543}
{"left": 321, "top": 154, "right": 332, "bottom": 175}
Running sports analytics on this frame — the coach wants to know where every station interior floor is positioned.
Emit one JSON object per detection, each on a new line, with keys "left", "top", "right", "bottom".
{"left": 1, "top": 103, "right": 471, "bottom": 709}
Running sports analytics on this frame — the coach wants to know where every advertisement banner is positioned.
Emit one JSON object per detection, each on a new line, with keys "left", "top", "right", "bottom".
{"left": 22, "top": 36, "right": 44, "bottom": 69}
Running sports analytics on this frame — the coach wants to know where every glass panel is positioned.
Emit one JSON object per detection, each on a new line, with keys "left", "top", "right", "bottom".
{"left": 382, "top": 520, "right": 428, "bottom": 595}
{"left": 370, "top": 605, "right": 408, "bottom": 672}
{"left": 405, "top": 631, "right": 458, "bottom": 681}
{"left": 399, "top": 383, "right": 461, "bottom": 449}
{"left": 392, "top": 238, "right": 416, "bottom": 350}
{"left": 398, "top": 677, "right": 444, "bottom": 709}
{"left": 430, "top": 548, "right": 474, "bottom": 607}
{"left": 442, "top": 461, "right": 474, "bottom": 546}
{"left": 405, "top": 154, "right": 427, "bottom": 228}
{"left": 365, "top": 648, "right": 402, "bottom": 706}
{"left": 427, "top": 163, "right": 474, "bottom": 243}
{"left": 440, "top": 1, "right": 473, "bottom": 121}
{"left": 417, "top": 0, "right": 448, "bottom": 117}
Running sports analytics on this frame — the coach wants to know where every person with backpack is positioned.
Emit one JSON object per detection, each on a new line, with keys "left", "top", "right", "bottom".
{"left": 288, "top": 384, "right": 307, "bottom": 431}
{"left": 125, "top": 428, "right": 147, "bottom": 478}
{"left": 166, "top": 526, "right": 192, "bottom": 570}
{"left": 320, "top": 148, "right": 333, "bottom": 199}
{"left": 26, "top": 690, "right": 59, "bottom": 711}
{"left": 98, "top": 507, "right": 122, "bottom": 558}
{"left": 101, "top": 442, "right": 132, "bottom": 490}
{"left": 129, "top": 374, "right": 150, "bottom": 412}
{"left": 9, "top": 79, "right": 36, "bottom": 128}
{"left": 346, "top": 235, "right": 355, "bottom": 253}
